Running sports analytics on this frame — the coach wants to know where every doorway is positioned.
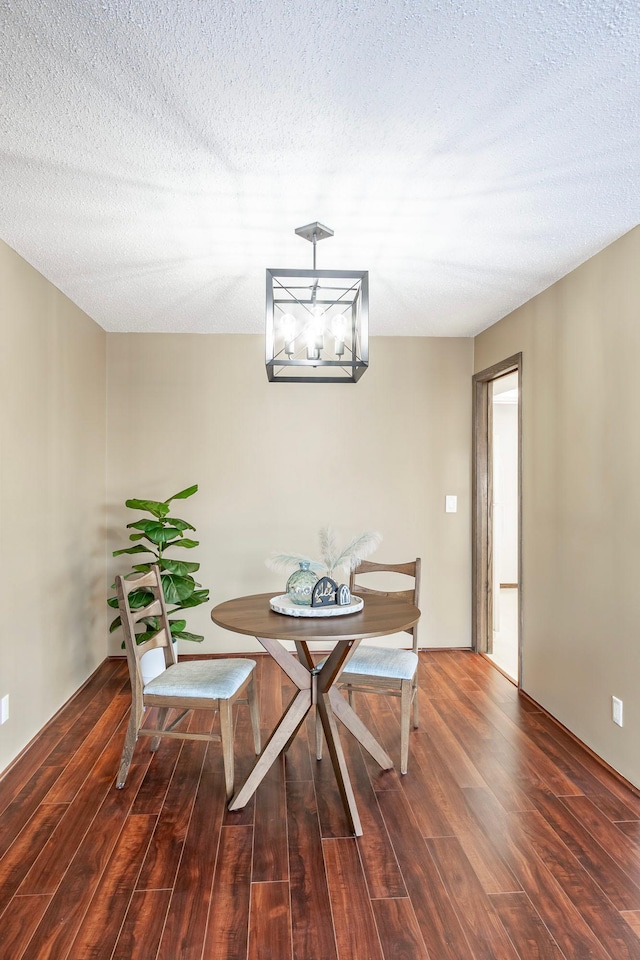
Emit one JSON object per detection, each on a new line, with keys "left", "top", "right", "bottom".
{"left": 472, "top": 354, "right": 522, "bottom": 684}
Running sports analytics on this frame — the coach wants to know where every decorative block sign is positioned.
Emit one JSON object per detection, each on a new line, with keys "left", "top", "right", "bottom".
{"left": 337, "top": 584, "right": 351, "bottom": 605}
{"left": 311, "top": 576, "right": 338, "bottom": 607}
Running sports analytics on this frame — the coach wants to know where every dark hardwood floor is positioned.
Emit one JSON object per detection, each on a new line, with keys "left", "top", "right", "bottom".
{"left": 2, "top": 650, "right": 640, "bottom": 959}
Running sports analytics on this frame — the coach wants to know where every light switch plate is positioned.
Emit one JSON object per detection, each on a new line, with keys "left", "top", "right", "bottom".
{"left": 612, "top": 696, "right": 623, "bottom": 727}
{"left": 445, "top": 495, "right": 457, "bottom": 513}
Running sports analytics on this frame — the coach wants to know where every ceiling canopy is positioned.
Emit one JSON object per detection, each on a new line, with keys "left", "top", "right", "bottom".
{"left": 1, "top": 0, "right": 639, "bottom": 336}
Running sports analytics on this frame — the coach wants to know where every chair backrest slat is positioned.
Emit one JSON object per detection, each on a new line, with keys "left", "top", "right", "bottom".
{"left": 350, "top": 558, "right": 421, "bottom": 649}
{"left": 116, "top": 565, "right": 175, "bottom": 688}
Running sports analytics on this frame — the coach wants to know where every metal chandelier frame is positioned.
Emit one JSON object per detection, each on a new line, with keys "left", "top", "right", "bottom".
{"left": 265, "top": 222, "right": 369, "bottom": 383}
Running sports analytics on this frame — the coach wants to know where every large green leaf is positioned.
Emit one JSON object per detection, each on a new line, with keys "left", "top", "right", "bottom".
{"left": 132, "top": 563, "right": 152, "bottom": 573}
{"left": 159, "top": 558, "right": 200, "bottom": 575}
{"left": 168, "top": 484, "right": 198, "bottom": 502}
{"left": 126, "top": 520, "right": 183, "bottom": 545}
{"left": 125, "top": 498, "right": 170, "bottom": 519}
{"left": 113, "top": 545, "right": 152, "bottom": 557}
{"left": 134, "top": 629, "right": 161, "bottom": 644}
{"left": 178, "top": 588, "right": 210, "bottom": 608}
{"left": 170, "top": 538, "right": 199, "bottom": 550}
{"left": 165, "top": 517, "right": 196, "bottom": 532}
{"left": 169, "top": 620, "right": 188, "bottom": 635}
{"left": 171, "top": 630, "right": 204, "bottom": 643}
{"left": 161, "top": 573, "right": 197, "bottom": 604}
{"left": 128, "top": 588, "right": 155, "bottom": 609}
{"left": 129, "top": 533, "right": 146, "bottom": 541}
{"left": 109, "top": 615, "right": 121, "bottom": 632}
{"left": 107, "top": 596, "right": 119, "bottom": 609}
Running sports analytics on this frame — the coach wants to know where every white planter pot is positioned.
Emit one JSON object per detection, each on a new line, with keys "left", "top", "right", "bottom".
{"left": 140, "top": 641, "right": 178, "bottom": 686}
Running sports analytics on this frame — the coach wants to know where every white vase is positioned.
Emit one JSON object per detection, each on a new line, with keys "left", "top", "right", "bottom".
{"left": 140, "top": 640, "right": 178, "bottom": 686}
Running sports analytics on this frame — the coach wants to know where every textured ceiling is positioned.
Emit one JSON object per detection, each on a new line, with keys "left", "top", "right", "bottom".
{"left": 1, "top": 0, "right": 639, "bottom": 336}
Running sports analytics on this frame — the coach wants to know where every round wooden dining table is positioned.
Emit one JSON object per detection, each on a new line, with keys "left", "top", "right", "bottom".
{"left": 211, "top": 591, "right": 420, "bottom": 836}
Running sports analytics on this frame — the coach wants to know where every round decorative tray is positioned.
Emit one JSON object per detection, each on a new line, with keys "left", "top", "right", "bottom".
{"left": 270, "top": 594, "right": 364, "bottom": 618}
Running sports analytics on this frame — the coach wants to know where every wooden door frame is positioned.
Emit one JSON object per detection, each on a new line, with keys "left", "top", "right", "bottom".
{"left": 472, "top": 353, "right": 522, "bottom": 683}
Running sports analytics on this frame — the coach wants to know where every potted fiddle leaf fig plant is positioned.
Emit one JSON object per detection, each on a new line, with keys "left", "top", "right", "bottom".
{"left": 108, "top": 484, "right": 209, "bottom": 680}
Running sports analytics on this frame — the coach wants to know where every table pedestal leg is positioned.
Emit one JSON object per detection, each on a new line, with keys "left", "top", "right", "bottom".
{"left": 228, "top": 634, "right": 375, "bottom": 836}
{"left": 228, "top": 687, "right": 311, "bottom": 810}
{"left": 328, "top": 688, "right": 393, "bottom": 770}
{"left": 316, "top": 690, "right": 362, "bottom": 836}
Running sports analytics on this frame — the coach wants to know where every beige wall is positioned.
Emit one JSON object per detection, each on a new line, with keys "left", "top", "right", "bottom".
{"left": 475, "top": 226, "right": 640, "bottom": 788}
{"left": 106, "top": 334, "right": 474, "bottom": 655}
{"left": 0, "top": 241, "right": 107, "bottom": 773}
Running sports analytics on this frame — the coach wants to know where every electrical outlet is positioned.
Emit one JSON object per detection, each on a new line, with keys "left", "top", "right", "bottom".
{"left": 0, "top": 695, "right": 8, "bottom": 725}
{"left": 612, "top": 696, "right": 623, "bottom": 727}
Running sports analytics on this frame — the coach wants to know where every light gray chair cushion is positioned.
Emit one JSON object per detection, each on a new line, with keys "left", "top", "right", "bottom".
{"left": 144, "top": 658, "right": 256, "bottom": 700}
{"left": 341, "top": 645, "right": 418, "bottom": 680}
{"left": 317, "top": 645, "right": 418, "bottom": 681}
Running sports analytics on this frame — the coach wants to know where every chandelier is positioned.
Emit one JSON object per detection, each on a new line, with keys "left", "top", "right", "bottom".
{"left": 265, "top": 222, "right": 369, "bottom": 383}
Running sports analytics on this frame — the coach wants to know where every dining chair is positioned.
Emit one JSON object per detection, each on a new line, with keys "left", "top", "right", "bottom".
{"left": 316, "top": 558, "right": 421, "bottom": 774}
{"left": 115, "top": 565, "right": 261, "bottom": 798}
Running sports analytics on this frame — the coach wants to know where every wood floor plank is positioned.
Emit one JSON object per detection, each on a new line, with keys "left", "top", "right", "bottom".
{"left": 490, "top": 890, "right": 565, "bottom": 959}
{"left": 45, "top": 691, "right": 131, "bottom": 804}
{"left": 312, "top": 733, "right": 353, "bottom": 839}
{"left": 248, "top": 881, "right": 292, "bottom": 960}
{"left": 452, "top": 688, "right": 585, "bottom": 799}
{"left": 111, "top": 888, "right": 172, "bottom": 960}
{"left": 426, "top": 836, "right": 520, "bottom": 960}
{"left": 516, "top": 805, "right": 640, "bottom": 959}
{"left": 561, "top": 794, "right": 640, "bottom": 897}
{"left": 155, "top": 745, "right": 227, "bottom": 960}
{"left": 0, "top": 894, "right": 52, "bottom": 959}
{"left": 464, "top": 786, "right": 625, "bottom": 960}
{"left": 395, "top": 731, "right": 457, "bottom": 838}
{"left": 515, "top": 710, "right": 631, "bottom": 802}
{"left": 422, "top": 696, "right": 534, "bottom": 814}
{"left": 323, "top": 838, "right": 383, "bottom": 960}
{"left": 0, "top": 802, "right": 67, "bottom": 916}
{"left": 41, "top": 669, "right": 130, "bottom": 771}
{"left": 65, "top": 814, "right": 156, "bottom": 960}
{"left": 371, "top": 897, "right": 430, "bottom": 960}
{"left": 587, "top": 791, "right": 640, "bottom": 824}
{"left": 529, "top": 789, "right": 640, "bottom": 911}
{"left": 418, "top": 697, "right": 488, "bottom": 788}
{"left": 617, "top": 821, "right": 640, "bottom": 842}
{"left": 445, "top": 652, "right": 519, "bottom": 706}
{"left": 130, "top": 731, "right": 184, "bottom": 817}
{"left": 17, "top": 716, "right": 134, "bottom": 896}
{"left": 135, "top": 738, "right": 207, "bottom": 891}
{"left": 0, "top": 765, "right": 65, "bottom": 861}
{"left": 376, "top": 789, "right": 474, "bottom": 960}
{"left": 339, "top": 724, "right": 407, "bottom": 899}
{"left": 287, "top": 779, "right": 338, "bottom": 960}
{"left": 202, "top": 825, "right": 252, "bottom": 960}
{"left": 621, "top": 910, "right": 640, "bottom": 939}
{"left": 349, "top": 694, "right": 403, "bottom": 793}
{"left": 281, "top": 677, "right": 314, "bottom": 783}
{"left": 408, "top": 732, "right": 521, "bottom": 895}
{"left": 529, "top": 712, "right": 640, "bottom": 817}
{"left": 18, "top": 750, "right": 150, "bottom": 960}
{"left": 252, "top": 656, "right": 290, "bottom": 879}
{"left": 0, "top": 660, "right": 125, "bottom": 815}
{"left": 422, "top": 654, "right": 481, "bottom": 699}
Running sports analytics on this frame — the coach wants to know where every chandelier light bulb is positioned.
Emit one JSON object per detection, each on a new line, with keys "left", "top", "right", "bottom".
{"left": 305, "top": 321, "right": 320, "bottom": 361}
{"left": 332, "top": 313, "right": 347, "bottom": 357}
{"left": 280, "top": 313, "right": 296, "bottom": 355}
